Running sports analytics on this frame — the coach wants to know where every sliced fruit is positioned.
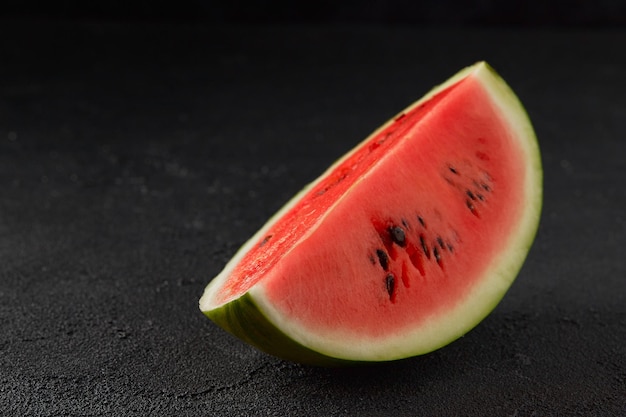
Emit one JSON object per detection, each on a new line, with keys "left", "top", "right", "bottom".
{"left": 199, "top": 62, "right": 542, "bottom": 365}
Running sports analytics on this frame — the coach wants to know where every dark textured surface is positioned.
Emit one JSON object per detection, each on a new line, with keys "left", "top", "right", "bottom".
{"left": 0, "top": 20, "right": 625, "bottom": 416}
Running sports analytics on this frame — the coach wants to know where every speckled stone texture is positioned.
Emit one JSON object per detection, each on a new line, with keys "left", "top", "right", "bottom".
{"left": 0, "top": 21, "right": 624, "bottom": 416}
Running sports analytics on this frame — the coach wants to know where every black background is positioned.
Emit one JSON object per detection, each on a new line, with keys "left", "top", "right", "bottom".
{"left": 1, "top": 1, "right": 625, "bottom": 416}
{"left": 2, "top": 0, "right": 626, "bottom": 26}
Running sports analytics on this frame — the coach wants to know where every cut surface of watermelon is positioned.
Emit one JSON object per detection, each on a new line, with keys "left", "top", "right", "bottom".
{"left": 200, "top": 62, "right": 542, "bottom": 365}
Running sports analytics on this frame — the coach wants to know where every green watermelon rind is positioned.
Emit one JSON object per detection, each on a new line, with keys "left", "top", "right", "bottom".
{"left": 204, "top": 293, "right": 357, "bottom": 366}
{"left": 200, "top": 61, "right": 542, "bottom": 365}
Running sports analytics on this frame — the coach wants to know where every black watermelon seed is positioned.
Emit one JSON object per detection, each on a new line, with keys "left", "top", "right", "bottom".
{"left": 477, "top": 193, "right": 485, "bottom": 201}
{"left": 447, "top": 242, "right": 454, "bottom": 252}
{"left": 449, "top": 166, "right": 459, "bottom": 175}
{"left": 389, "top": 226, "right": 406, "bottom": 247}
{"left": 434, "top": 247, "right": 444, "bottom": 269}
{"left": 385, "top": 274, "right": 395, "bottom": 298}
{"left": 401, "top": 218, "right": 409, "bottom": 229}
{"left": 481, "top": 182, "right": 491, "bottom": 192}
{"left": 376, "top": 249, "right": 389, "bottom": 271}
{"left": 466, "top": 190, "right": 477, "bottom": 201}
{"left": 259, "top": 235, "right": 273, "bottom": 247}
{"left": 420, "top": 235, "right": 430, "bottom": 259}
{"left": 418, "top": 216, "right": 425, "bottom": 227}
{"left": 437, "top": 236, "right": 445, "bottom": 249}
{"left": 466, "top": 199, "right": 480, "bottom": 217}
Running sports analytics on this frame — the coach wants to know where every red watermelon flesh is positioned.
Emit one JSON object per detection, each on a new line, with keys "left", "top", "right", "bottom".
{"left": 200, "top": 62, "right": 542, "bottom": 364}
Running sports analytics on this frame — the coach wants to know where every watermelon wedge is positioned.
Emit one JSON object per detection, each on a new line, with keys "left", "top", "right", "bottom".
{"left": 199, "top": 62, "right": 542, "bottom": 365}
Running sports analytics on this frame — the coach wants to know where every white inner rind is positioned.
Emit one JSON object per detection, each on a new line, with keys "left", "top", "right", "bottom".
{"left": 200, "top": 62, "right": 542, "bottom": 361}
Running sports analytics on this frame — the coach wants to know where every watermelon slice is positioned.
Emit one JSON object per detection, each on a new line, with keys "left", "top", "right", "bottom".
{"left": 199, "top": 62, "right": 542, "bottom": 365}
